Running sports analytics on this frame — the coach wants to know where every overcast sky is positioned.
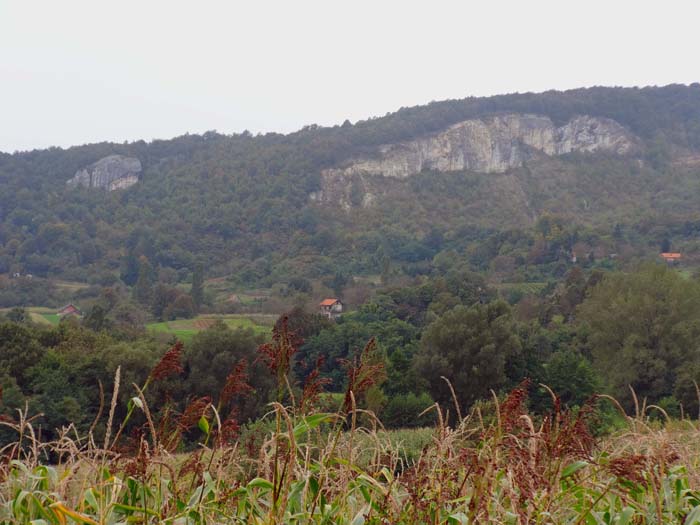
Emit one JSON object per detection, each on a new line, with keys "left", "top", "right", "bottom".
{"left": 1, "top": 1, "right": 699, "bottom": 152}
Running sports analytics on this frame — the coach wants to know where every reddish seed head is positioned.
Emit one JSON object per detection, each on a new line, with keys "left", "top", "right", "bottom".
{"left": 218, "top": 417, "right": 241, "bottom": 445}
{"left": 219, "top": 359, "right": 253, "bottom": 409}
{"left": 300, "top": 356, "right": 332, "bottom": 413}
{"left": 150, "top": 341, "right": 185, "bottom": 382}
{"left": 257, "top": 315, "right": 303, "bottom": 374}
{"left": 499, "top": 379, "right": 531, "bottom": 433}
{"left": 179, "top": 396, "right": 212, "bottom": 430}
{"left": 341, "top": 337, "right": 386, "bottom": 413}
{"left": 178, "top": 448, "right": 204, "bottom": 481}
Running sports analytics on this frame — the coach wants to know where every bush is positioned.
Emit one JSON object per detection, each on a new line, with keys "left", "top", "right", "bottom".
{"left": 382, "top": 392, "right": 436, "bottom": 428}
{"left": 655, "top": 395, "right": 681, "bottom": 420}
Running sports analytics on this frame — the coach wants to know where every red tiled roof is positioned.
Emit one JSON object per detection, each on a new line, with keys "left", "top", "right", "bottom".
{"left": 319, "top": 298, "right": 340, "bottom": 306}
{"left": 660, "top": 253, "right": 682, "bottom": 259}
{"left": 58, "top": 304, "right": 81, "bottom": 315}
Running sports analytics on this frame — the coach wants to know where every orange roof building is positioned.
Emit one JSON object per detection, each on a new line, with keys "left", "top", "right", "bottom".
{"left": 319, "top": 298, "right": 343, "bottom": 319}
{"left": 57, "top": 303, "right": 82, "bottom": 317}
{"left": 660, "top": 252, "right": 681, "bottom": 263}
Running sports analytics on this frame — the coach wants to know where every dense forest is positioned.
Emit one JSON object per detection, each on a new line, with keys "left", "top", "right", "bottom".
{"left": 2, "top": 84, "right": 700, "bottom": 299}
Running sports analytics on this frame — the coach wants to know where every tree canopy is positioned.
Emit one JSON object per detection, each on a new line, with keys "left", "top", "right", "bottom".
{"left": 415, "top": 301, "right": 521, "bottom": 413}
{"left": 578, "top": 264, "right": 700, "bottom": 407}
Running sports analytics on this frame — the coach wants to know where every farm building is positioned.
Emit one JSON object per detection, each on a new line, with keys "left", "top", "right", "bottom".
{"left": 57, "top": 303, "right": 82, "bottom": 318}
{"left": 660, "top": 252, "right": 681, "bottom": 264}
{"left": 319, "top": 298, "right": 343, "bottom": 320}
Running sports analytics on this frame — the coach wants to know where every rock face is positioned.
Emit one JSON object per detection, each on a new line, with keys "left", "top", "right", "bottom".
{"left": 311, "top": 113, "right": 638, "bottom": 208}
{"left": 328, "top": 114, "right": 635, "bottom": 179}
{"left": 67, "top": 155, "right": 141, "bottom": 191}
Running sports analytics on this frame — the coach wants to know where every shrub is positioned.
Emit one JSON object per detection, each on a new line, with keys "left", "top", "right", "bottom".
{"left": 383, "top": 392, "right": 436, "bottom": 428}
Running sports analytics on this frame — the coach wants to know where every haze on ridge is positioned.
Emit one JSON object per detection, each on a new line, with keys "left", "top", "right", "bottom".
{"left": 1, "top": 0, "right": 698, "bottom": 152}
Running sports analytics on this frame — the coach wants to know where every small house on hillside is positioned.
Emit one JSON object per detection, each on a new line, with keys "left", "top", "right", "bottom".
{"left": 660, "top": 252, "right": 681, "bottom": 264}
{"left": 319, "top": 298, "right": 343, "bottom": 320}
{"left": 57, "top": 303, "right": 82, "bottom": 318}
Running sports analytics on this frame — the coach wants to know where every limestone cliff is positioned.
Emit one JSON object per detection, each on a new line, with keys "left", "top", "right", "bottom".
{"left": 67, "top": 155, "right": 141, "bottom": 191}
{"left": 311, "top": 114, "right": 638, "bottom": 208}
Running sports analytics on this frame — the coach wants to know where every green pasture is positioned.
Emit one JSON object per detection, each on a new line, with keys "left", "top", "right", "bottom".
{"left": 0, "top": 306, "right": 62, "bottom": 326}
{"left": 147, "top": 314, "right": 275, "bottom": 342}
{"left": 38, "top": 313, "right": 60, "bottom": 325}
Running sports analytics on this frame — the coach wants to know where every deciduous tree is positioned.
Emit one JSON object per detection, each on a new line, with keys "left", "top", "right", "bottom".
{"left": 415, "top": 301, "right": 521, "bottom": 414}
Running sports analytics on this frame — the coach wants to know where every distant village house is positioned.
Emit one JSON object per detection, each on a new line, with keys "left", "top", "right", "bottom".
{"left": 319, "top": 298, "right": 343, "bottom": 320}
{"left": 57, "top": 303, "right": 82, "bottom": 318}
{"left": 660, "top": 252, "right": 681, "bottom": 264}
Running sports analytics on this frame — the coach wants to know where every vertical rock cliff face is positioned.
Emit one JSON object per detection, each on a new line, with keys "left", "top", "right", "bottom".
{"left": 555, "top": 116, "right": 635, "bottom": 155}
{"left": 327, "top": 114, "right": 635, "bottom": 178}
{"left": 67, "top": 155, "right": 142, "bottom": 191}
{"left": 311, "top": 113, "right": 637, "bottom": 208}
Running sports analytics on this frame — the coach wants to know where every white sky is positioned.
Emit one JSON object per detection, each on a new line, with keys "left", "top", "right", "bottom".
{"left": 1, "top": 0, "right": 699, "bottom": 152}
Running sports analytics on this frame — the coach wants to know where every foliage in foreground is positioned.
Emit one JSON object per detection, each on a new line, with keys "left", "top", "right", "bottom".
{"left": 3, "top": 365, "right": 700, "bottom": 524}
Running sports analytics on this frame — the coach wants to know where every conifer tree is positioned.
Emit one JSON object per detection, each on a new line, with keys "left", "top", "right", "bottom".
{"left": 191, "top": 262, "right": 204, "bottom": 311}
{"left": 133, "top": 256, "right": 154, "bottom": 305}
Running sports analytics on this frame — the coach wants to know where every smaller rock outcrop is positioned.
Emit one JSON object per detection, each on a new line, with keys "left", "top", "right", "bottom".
{"left": 67, "top": 155, "right": 141, "bottom": 191}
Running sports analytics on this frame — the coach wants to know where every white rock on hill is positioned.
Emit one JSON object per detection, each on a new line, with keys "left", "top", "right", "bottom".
{"left": 325, "top": 114, "right": 636, "bottom": 179}
{"left": 310, "top": 113, "right": 638, "bottom": 208}
{"left": 67, "top": 154, "right": 142, "bottom": 191}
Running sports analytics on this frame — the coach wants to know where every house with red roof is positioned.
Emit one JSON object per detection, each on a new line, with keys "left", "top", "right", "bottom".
{"left": 660, "top": 252, "right": 681, "bottom": 264}
{"left": 57, "top": 303, "right": 82, "bottom": 318}
{"left": 319, "top": 298, "right": 343, "bottom": 320}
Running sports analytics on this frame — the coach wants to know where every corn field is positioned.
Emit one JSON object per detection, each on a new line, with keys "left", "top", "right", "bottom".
{"left": 3, "top": 335, "right": 700, "bottom": 524}
{"left": 3, "top": 380, "right": 700, "bottom": 524}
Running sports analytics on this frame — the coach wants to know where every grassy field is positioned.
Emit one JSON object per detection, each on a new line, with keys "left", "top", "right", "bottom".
{"left": 37, "top": 313, "right": 60, "bottom": 325}
{"left": 202, "top": 277, "right": 274, "bottom": 306}
{"left": 0, "top": 306, "right": 62, "bottom": 326}
{"left": 1, "top": 307, "right": 275, "bottom": 337}
{"left": 52, "top": 279, "right": 91, "bottom": 293}
{"left": 147, "top": 314, "right": 275, "bottom": 342}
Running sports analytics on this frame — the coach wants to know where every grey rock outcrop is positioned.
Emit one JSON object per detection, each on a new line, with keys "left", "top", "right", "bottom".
{"left": 310, "top": 113, "right": 638, "bottom": 208}
{"left": 67, "top": 155, "right": 141, "bottom": 191}
{"left": 321, "top": 114, "right": 636, "bottom": 181}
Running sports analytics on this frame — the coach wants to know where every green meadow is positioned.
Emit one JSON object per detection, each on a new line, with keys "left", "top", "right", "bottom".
{"left": 147, "top": 314, "right": 275, "bottom": 342}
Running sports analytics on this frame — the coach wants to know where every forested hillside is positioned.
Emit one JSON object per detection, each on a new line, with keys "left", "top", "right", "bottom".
{"left": 2, "top": 84, "right": 700, "bottom": 299}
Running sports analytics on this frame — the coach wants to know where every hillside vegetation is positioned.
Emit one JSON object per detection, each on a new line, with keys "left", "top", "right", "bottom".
{"left": 2, "top": 84, "right": 700, "bottom": 295}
